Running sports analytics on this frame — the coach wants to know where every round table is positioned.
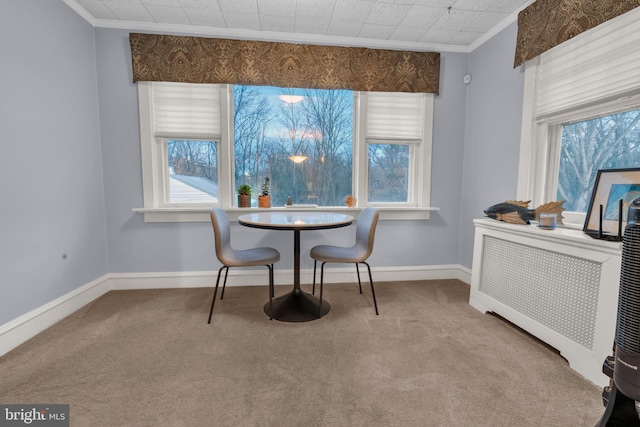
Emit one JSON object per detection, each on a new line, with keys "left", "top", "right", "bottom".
{"left": 238, "top": 211, "right": 353, "bottom": 322}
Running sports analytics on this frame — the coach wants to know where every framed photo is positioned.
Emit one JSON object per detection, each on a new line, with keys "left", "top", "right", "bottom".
{"left": 584, "top": 168, "right": 640, "bottom": 238}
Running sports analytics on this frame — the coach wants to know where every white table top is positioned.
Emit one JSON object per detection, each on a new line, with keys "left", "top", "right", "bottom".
{"left": 238, "top": 211, "right": 353, "bottom": 230}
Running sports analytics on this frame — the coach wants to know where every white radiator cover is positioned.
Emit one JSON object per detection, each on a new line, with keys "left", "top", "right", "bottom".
{"left": 470, "top": 219, "right": 622, "bottom": 387}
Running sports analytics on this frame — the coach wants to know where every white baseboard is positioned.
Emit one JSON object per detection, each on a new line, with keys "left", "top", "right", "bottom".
{"left": 0, "top": 275, "right": 111, "bottom": 357}
{"left": 109, "top": 264, "right": 471, "bottom": 290}
{"left": 0, "top": 264, "right": 470, "bottom": 356}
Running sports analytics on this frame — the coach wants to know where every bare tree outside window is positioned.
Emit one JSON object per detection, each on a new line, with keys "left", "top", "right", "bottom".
{"left": 167, "top": 140, "right": 218, "bottom": 203}
{"left": 233, "top": 85, "right": 353, "bottom": 207}
{"left": 557, "top": 109, "right": 640, "bottom": 212}
{"left": 164, "top": 84, "right": 423, "bottom": 207}
{"left": 233, "top": 85, "right": 273, "bottom": 192}
{"left": 298, "top": 88, "right": 353, "bottom": 206}
{"left": 368, "top": 144, "right": 409, "bottom": 202}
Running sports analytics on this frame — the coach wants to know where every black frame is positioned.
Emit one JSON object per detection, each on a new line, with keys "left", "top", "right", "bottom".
{"left": 583, "top": 168, "right": 640, "bottom": 239}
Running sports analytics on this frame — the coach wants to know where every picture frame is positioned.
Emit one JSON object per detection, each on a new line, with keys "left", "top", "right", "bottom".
{"left": 583, "top": 168, "right": 640, "bottom": 239}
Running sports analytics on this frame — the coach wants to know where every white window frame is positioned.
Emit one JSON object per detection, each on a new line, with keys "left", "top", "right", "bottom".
{"left": 356, "top": 92, "right": 434, "bottom": 208}
{"left": 136, "top": 83, "right": 436, "bottom": 222}
{"left": 517, "top": 7, "right": 640, "bottom": 228}
{"left": 137, "top": 82, "right": 233, "bottom": 210}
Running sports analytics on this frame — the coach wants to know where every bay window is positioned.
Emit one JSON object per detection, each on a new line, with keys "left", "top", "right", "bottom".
{"left": 137, "top": 81, "right": 434, "bottom": 221}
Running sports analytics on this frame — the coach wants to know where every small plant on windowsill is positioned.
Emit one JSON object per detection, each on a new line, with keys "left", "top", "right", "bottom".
{"left": 237, "top": 184, "right": 252, "bottom": 208}
{"left": 258, "top": 177, "right": 271, "bottom": 208}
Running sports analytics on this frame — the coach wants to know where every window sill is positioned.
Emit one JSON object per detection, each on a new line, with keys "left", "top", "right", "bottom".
{"left": 133, "top": 206, "right": 440, "bottom": 222}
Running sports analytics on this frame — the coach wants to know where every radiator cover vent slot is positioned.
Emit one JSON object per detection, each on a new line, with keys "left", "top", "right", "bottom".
{"left": 479, "top": 236, "right": 601, "bottom": 350}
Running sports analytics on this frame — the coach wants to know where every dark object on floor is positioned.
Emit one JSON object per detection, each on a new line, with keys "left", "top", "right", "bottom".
{"left": 596, "top": 197, "right": 640, "bottom": 426}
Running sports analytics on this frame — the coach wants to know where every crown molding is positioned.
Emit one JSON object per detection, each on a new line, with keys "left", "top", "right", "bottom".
{"left": 93, "top": 18, "right": 469, "bottom": 53}
{"left": 63, "top": 0, "right": 531, "bottom": 55}
{"left": 62, "top": 0, "right": 97, "bottom": 26}
{"left": 468, "top": 0, "right": 533, "bottom": 52}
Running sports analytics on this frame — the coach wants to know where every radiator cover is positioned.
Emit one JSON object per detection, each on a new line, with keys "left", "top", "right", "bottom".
{"left": 479, "top": 235, "right": 601, "bottom": 350}
{"left": 470, "top": 219, "right": 622, "bottom": 387}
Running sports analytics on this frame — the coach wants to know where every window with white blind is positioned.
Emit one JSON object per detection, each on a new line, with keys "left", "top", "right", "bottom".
{"left": 517, "top": 6, "right": 640, "bottom": 227}
{"left": 137, "top": 82, "right": 233, "bottom": 211}
{"left": 363, "top": 92, "right": 431, "bottom": 205}
{"left": 137, "top": 82, "right": 433, "bottom": 220}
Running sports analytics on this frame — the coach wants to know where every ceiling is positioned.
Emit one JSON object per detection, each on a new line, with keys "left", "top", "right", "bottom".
{"left": 64, "top": 0, "right": 533, "bottom": 52}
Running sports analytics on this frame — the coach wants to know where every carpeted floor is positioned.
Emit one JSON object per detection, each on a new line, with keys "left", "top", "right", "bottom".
{"left": 0, "top": 280, "right": 605, "bottom": 426}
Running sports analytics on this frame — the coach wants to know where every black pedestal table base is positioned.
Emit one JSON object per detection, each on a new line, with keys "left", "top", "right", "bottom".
{"left": 238, "top": 211, "right": 353, "bottom": 323}
{"left": 264, "top": 288, "right": 330, "bottom": 322}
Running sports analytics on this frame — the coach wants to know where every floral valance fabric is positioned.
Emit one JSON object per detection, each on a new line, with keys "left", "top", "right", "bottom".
{"left": 514, "top": 0, "right": 640, "bottom": 68}
{"left": 129, "top": 33, "right": 440, "bottom": 94}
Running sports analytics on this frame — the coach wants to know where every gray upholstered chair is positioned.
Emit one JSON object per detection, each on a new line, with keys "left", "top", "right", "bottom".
{"left": 208, "top": 208, "right": 280, "bottom": 323}
{"left": 310, "top": 207, "right": 379, "bottom": 315}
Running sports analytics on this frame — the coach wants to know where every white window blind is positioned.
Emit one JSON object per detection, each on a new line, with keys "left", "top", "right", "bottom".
{"left": 365, "top": 92, "right": 425, "bottom": 141}
{"left": 535, "top": 7, "right": 640, "bottom": 120}
{"left": 152, "top": 82, "right": 221, "bottom": 139}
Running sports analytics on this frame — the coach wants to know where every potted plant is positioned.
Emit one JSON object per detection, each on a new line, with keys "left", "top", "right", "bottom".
{"left": 258, "top": 177, "right": 271, "bottom": 208}
{"left": 237, "top": 184, "right": 252, "bottom": 208}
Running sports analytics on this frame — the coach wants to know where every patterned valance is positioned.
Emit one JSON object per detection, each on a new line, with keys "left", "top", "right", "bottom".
{"left": 129, "top": 33, "right": 440, "bottom": 94}
{"left": 514, "top": 0, "right": 640, "bottom": 68}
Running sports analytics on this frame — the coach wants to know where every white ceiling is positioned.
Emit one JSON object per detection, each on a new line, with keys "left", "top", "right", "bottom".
{"left": 64, "top": 0, "right": 533, "bottom": 52}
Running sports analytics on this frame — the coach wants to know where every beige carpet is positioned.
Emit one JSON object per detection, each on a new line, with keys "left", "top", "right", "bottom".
{"left": 0, "top": 280, "right": 605, "bottom": 426}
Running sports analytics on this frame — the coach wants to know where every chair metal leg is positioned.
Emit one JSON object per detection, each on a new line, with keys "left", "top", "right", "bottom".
{"left": 269, "top": 264, "right": 275, "bottom": 298}
{"left": 318, "top": 262, "right": 326, "bottom": 316}
{"left": 355, "top": 263, "right": 363, "bottom": 294}
{"left": 362, "top": 262, "right": 379, "bottom": 315}
{"left": 208, "top": 266, "right": 228, "bottom": 323}
{"left": 312, "top": 260, "right": 317, "bottom": 295}
{"left": 220, "top": 266, "right": 230, "bottom": 300}
{"left": 267, "top": 264, "right": 274, "bottom": 320}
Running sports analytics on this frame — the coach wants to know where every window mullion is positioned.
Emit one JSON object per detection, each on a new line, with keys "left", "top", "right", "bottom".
{"left": 218, "top": 85, "right": 234, "bottom": 208}
{"left": 419, "top": 94, "right": 434, "bottom": 207}
{"left": 544, "top": 125, "right": 562, "bottom": 204}
{"left": 409, "top": 144, "right": 419, "bottom": 206}
{"left": 138, "top": 82, "right": 160, "bottom": 209}
{"left": 532, "top": 122, "right": 550, "bottom": 208}
{"left": 158, "top": 139, "right": 171, "bottom": 207}
{"left": 354, "top": 92, "right": 367, "bottom": 206}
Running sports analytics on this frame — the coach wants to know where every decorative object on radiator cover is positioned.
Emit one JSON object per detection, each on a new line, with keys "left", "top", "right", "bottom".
{"left": 584, "top": 168, "right": 640, "bottom": 242}
{"left": 538, "top": 212, "right": 558, "bottom": 230}
{"left": 483, "top": 200, "right": 565, "bottom": 225}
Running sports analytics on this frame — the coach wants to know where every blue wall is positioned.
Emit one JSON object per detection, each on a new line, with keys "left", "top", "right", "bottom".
{"left": 460, "top": 23, "right": 525, "bottom": 268}
{"left": 95, "top": 29, "right": 469, "bottom": 273}
{"left": 0, "top": 0, "right": 526, "bottom": 326}
{"left": 0, "top": 0, "right": 108, "bottom": 325}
